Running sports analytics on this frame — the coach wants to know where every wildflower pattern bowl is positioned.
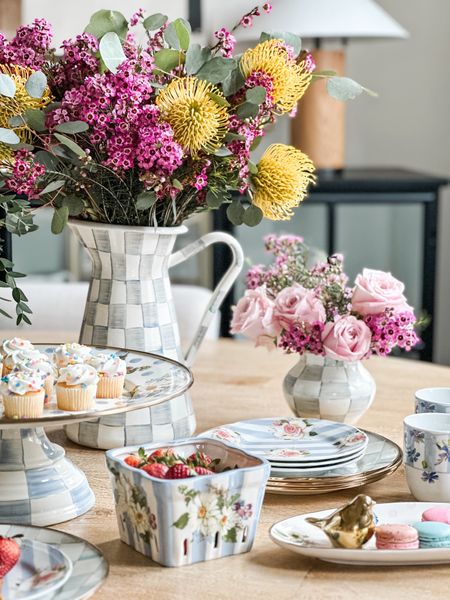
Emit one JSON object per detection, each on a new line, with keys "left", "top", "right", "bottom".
{"left": 106, "top": 438, "right": 270, "bottom": 567}
{"left": 404, "top": 413, "right": 450, "bottom": 501}
{"left": 415, "top": 388, "right": 450, "bottom": 415}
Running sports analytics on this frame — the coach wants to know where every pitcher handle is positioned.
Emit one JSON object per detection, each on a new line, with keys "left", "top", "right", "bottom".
{"left": 169, "top": 232, "right": 244, "bottom": 366}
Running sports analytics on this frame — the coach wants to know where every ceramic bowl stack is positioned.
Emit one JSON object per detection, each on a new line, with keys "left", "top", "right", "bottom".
{"left": 201, "top": 417, "right": 402, "bottom": 495}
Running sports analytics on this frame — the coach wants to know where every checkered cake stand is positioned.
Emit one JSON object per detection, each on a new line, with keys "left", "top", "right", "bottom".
{"left": 65, "top": 220, "right": 243, "bottom": 449}
{"left": 0, "top": 345, "right": 192, "bottom": 526}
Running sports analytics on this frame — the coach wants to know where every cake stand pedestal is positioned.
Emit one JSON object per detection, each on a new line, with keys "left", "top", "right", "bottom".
{"left": 0, "top": 344, "right": 193, "bottom": 525}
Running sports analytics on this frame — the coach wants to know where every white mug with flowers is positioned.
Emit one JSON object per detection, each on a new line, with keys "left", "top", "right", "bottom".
{"left": 231, "top": 235, "right": 421, "bottom": 424}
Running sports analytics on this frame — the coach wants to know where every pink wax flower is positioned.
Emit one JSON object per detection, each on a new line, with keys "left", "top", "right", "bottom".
{"left": 352, "top": 268, "right": 411, "bottom": 316}
{"left": 274, "top": 284, "right": 326, "bottom": 328}
{"left": 304, "top": 52, "right": 316, "bottom": 73}
{"left": 322, "top": 315, "right": 372, "bottom": 361}
{"left": 230, "top": 287, "right": 280, "bottom": 349}
{"left": 263, "top": 3, "right": 273, "bottom": 14}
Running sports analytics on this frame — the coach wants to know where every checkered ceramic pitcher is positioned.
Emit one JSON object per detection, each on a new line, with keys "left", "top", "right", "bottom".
{"left": 65, "top": 221, "right": 243, "bottom": 449}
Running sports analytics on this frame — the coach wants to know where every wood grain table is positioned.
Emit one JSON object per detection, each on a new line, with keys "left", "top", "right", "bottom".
{"left": 7, "top": 336, "right": 450, "bottom": 599}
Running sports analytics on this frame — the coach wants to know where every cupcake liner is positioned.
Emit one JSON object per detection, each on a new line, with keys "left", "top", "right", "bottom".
{"left": 56, "top": 383, "right": 97, "bottom": 411}
{"left": 2, "top": 390, "right": 45, "bottom": 418}
{"left": 97, "top": 375, "right": 125, "bottom": 399}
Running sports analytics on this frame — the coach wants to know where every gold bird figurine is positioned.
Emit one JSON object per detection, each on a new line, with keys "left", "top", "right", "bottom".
{"left": 306, "top": 494, "right": 376, "bottom": 549}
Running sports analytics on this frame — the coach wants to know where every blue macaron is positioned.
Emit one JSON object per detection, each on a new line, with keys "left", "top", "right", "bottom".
{"left": 412, "top": 521, "right": 450, "bottom": 548}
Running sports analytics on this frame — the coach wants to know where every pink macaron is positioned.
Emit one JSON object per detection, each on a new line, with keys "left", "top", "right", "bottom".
{"left": 422, "top": 506, "right": 450, "bottom": 524}
{"left": 375, "top": 524, "right": 419, "bottom": 550}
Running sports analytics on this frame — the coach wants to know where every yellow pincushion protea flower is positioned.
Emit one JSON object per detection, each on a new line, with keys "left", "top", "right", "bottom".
{"left": 0, "top": 64, "right": 52, "bottom": 163}
{"left": 240, "top": 39, "right": 312, "bottom": 114}
{"left": 156, "top": 76, "right": 229, "bottom": 157}
{"left": 252, "top": 144, "right": 315, "bottom": 220}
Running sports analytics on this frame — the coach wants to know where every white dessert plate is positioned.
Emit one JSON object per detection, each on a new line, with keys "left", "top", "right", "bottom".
{"left": 201, "top": 418, "right": 368, "bottom": 463}
{"left": 4, "top": 538, "right": 72, "bottom": 599}
{"left": 269, "top": 452, "right": 364, "bottom": 476}
{"left": 0, "top": 344, "right": 192, "bottom": 428}
{"left": 268, "top": 448, "right": 365, "bottom": 469}
{"left": 0, "top": 524, "right": 108, "bottom": 600}
{"left": 270, "top": 502, "right": 450, "bottom": 565}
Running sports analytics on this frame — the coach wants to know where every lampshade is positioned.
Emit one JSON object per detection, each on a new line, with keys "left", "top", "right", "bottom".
{"left": 202, "top": 0, "right": 408, "bottom": 42}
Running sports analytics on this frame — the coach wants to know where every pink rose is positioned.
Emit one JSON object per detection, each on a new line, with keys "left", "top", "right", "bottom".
{"left": 274, "top": 284, "right": 326, "bottom": 328}
{"left": 352, "top": 268, "right": 411, "bottom": 316}
{"left": 230, "top": 288, "right": 280, "bottom": 348}
{"left": 322, "top": 315, "right": 372, "bottom": 361}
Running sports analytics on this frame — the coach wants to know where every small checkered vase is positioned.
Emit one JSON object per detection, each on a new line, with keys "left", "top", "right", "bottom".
{"left": 283, "top": 353, "right": 376, "bottom": 424}
{"left": 65, "top": 220, "right": 243, "bottom": 449}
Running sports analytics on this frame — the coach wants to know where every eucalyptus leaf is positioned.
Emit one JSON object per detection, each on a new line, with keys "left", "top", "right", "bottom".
{"left": 164, "top": 18, "right": 190, "bottom": 51}
{"left": 154, "top": 49, "right": 183, "bottom": 73}
{"left": 135, "top": 191, "right": 156, "bottom": 211}
{"left": 260, "top": 31, "right": 301, "bottom": 57}
{"left": 243, "top": 204, "right": 263, "bottom": 226}
{"left": 8, "top": 115, "right": 24, "bottom": 127}
{"left": 172, "top": 179, "right": 183, "bottom": 191}
{"left": 248, "top": 161, "right": 258, "bottom": 175}
{"left": 143, "top": 13, "right": 168, "bottom": 31}
{"left": 0, "top": 128, "right": 20, "bottom": 145}
{"left": 224, "top": 132, "right": 246, "bottom": 142}
{"left": 196, "top": 57, "right": 236, "bottom": 85}
{"left": 208, "top": 91, "right": 230, "bottom": 108}
{"left": 236, "top": 102, "right": 259, "bottom": 119}
{"left": 0, "top": 74, "right": 16, "bottom": 98}
{"left": 214, "top": 147, "right": 232, "bottom": 157}
{"left": 246, "top": 86, "right": 266, "bottom": 105}
{"left": 326, "top": 77, "right": 363, "bottom": 101}
{"left": 10, "top": 143, "right": 34, "bottom": 151}
{"left": 250, "top": 136, "right": 262, "bottom": 151}
{"left": 206, "top": 190, "right": 226, "bottom": 209}
{"left": 185, "top": 44, "right": 210, "bottom": 75}
{"left": 99, "top": 31, "right": 126, "bottom": 74}
{"left": 222, "top": 68, "right": 245, "bottom": 97}
{"left": 24, "top": 108, "right": 46, "bottom": 132}
{"left": 313, "top": 69, "right": 337, "bottom": 78}
{"left": 84, "top": 9, "right": 128, "bottom": 40}
{"left": 39, "top": 180, "right": 65, "bottom": 195}
{"left": 51, "top": 205, "right": 69, "bottom": 234}
{"left": 55, "top": 120, "right": 89, "bottom": 134}
{"left": 54, "top": 133, "right": 86, "bottom": 157}
{"left": 62, "top": 196, "right": 84, "bottom": 216}
{"left": 226, "top": 201, "right": 245, "bottom": 225}
{"left": 34, "top": 150, "right": 59, "bottom": 170}
{"left": 25, "top": 71, "right": 47, "bottom": 99}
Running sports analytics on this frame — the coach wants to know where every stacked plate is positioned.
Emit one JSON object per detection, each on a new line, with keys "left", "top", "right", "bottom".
{"left": 201, "top": 417, "right": 402, "bottom": 495}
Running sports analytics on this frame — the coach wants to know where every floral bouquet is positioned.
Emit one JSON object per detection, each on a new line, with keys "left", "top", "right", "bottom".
{"left": 231, "top": 235, "right": 420, "bottom": 361}
{"left": 0, "top": 5, "right": 371, "bottom": 323}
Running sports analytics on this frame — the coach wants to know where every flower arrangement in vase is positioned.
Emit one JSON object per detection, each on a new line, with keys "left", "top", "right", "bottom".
{"left": 231, "top": 235, "right": 421, "bottom": 423}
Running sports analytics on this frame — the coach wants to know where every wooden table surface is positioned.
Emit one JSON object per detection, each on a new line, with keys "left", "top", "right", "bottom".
{"left": 9, "top": 335, "right": 450, "bottom": 599}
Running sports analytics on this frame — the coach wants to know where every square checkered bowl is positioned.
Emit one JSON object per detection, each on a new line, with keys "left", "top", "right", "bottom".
{"left": 106, "top": 438, "right": 270, "bottom": 567}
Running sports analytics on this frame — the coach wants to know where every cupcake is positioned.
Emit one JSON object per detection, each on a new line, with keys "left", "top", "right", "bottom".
{"left": 87, "top": 353, "right": 126, "bottom": 398}
{"left": 20, "top": 357, "right": 56, "bottom": 405}
{"left": 2, "top": 338, "right": 34, "bottom": 375}
{"left": 53, "top": 343, "right": 92, "bottom": 369}
{"left": 3, "top": 348, "right": 47, "bottom": 376}
{"left": 56, "top": 363, "right": 99, "bottom": 411}
{"left": 0, "top": 371, "right": 45, "bottom": 418}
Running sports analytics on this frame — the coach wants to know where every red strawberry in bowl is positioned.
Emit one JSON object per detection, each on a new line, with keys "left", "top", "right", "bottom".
{"left": 193, "top": 466, "right": 214, "bottom": 476}
{"left": 188, "top": 451, "right": 213, "bottom": 468}
{"left": 165, "top": 464, "right": 196, "bottom": 479}
{"left": 0, "top": 535, "right": 21, "bottom": 578}
{"left": 142, "top": 463, "right": 169, "bottom": 479}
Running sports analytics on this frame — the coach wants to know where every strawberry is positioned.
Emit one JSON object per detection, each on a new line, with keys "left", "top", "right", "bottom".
{"left": 193, "top": 466, "right": 214, "bottom": 476}
{"left": 165, "top": 464, "right": 196, "bottom": 479}
{"left": 0, "top": 536, "right": 21, "bottom": 577}
{"left": 124, "top": 455, "right": 141, "bottom": 468}
{"left": 141, "top": 463, "right": 169, "bottom": 478}
{"left": 149, "top": 447, "right": 175, "bottom": 462}
{"left": 188, "top": 451, "right": 213, "bottom": 468}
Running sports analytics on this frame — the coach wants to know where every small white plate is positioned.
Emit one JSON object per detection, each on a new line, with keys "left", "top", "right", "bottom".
{"left": 201, "top": 418, "right": 368, "bottom": 462}
{"left": 270, "top": 502, "right": 450, "bottom": 565}
{"left": 268, "top": 449, "right": 365, "bottom": 469}
{"left": 4, "top": 538, "right": 72, "bottom": 599}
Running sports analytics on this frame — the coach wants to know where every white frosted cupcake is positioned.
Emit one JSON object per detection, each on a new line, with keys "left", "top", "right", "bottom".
{"left": 88, "top": 353, "right": 126, "bottom": 398}
{"left": 53, "top": 343, "right": 92, "bottom": 369}
{"left": 2, "top": 338, "right": 34, "bottom": 375}
{"left": 0, "top": 371, "right": 45, "bottom": 418}
{"left": 3, "top": 349, "right": 47, "bottom": 376}
{"left": 19, "top": 357, "right": 56, "bottom": 405}
{"left": 56, "top": 363, "right": 99, "bottom": 411}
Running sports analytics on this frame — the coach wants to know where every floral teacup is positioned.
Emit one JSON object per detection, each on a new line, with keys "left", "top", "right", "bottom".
{"left": 415, "top": 388, "right": 450, "bottom": 415}
{"left": 404, "top": 413, "right": 450, "bottom": 501}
